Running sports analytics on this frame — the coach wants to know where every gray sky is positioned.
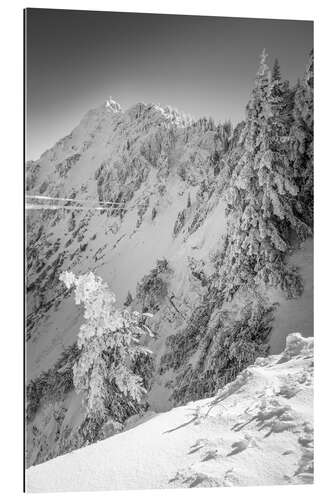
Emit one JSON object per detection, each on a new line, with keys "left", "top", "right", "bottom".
{"left": 25, "top": 9, "right": 313, "bottom": 160}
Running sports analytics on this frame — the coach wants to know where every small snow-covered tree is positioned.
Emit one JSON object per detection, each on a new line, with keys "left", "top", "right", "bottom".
{"left": 59, "top": 271, "right": 153, "bottom": 419}
{"left": 124, "top": 291, "right": 133, "bottom": 307}
{"left": 187, "top": 192, "right": 192, "bottom": 208}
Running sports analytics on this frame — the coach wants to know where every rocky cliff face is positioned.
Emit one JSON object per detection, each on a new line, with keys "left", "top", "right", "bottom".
{"left": 25, "top": 99, "right": 313, "bottom": 467}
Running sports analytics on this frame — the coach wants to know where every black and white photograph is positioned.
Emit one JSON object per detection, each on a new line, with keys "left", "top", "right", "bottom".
{"left": 24, "top": 8, "right": 314, "bottom": 493}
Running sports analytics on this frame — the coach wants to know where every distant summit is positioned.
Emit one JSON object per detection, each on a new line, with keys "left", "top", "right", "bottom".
{"left": 104, "top": 97, "right": 122, "bottom": 112}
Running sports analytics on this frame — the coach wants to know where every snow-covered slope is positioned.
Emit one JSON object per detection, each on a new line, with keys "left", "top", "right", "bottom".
{"left": 26, "top": 333, "right": 314, "bottom": 492}
{"left": 26, "top": 99, "right": 224, "bottom": 383}
{"left": 25, "top": 99, "right": 238, "bottom": 463}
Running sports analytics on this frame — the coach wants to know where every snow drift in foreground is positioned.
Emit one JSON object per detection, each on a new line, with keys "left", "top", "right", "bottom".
{"left": 26, "top": 333, "right": 313, "bottom": 492}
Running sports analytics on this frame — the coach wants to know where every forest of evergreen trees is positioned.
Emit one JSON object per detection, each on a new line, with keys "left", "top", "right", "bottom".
{"left": 162, "top": 48, "right": 314, "bottom": 404}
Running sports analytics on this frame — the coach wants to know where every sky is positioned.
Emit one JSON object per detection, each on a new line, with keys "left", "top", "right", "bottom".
{"left": 25, "top": 9, "right": 313, "bottom": 161}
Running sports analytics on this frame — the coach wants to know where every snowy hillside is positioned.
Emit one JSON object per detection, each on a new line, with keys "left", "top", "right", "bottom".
{"left": 26, "top": 333, "right": 314, "bottom": 492}
{"left": 25, "top": 92, "right": 313, "bottom": 467}
{"left": 25, "top": 50, "right": 313, "bottom": 471}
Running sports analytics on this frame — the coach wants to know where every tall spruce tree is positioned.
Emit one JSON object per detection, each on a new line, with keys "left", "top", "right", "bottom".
{"left": 260, "top": 58, "right": 309, "bottom": 242}
{"left": 290, "top": 50, "right": 314, "bottom": 227}
{"left": 272, "top": 58, "right": 281, "bottom": 81}
{"left": 222, "top": 50, "right": 304, "bottom": 300}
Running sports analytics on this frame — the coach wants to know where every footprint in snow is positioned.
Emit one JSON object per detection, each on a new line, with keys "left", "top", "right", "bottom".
{"left": 169, "top": 470, "right": 219, "bottom": 488}
{"left": 277, "top": 383, "right": 300, "bottom": 399}
{"left": 264, "top": 420, "right": 297, "bottom": 437}
{"left": 223, "top": 468, "right": 239, "bottom": 487}
{"left": 227, "top": 434, "right": 255, "bottom": 456}
{"left": 201, "top": 449, "right": 218, "bottom": 461}
{"left": 188, "top": 439, "right": 209, "bottom": 455}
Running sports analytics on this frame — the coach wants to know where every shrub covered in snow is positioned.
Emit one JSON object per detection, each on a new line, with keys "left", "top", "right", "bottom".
{"left": 136, "top": 259, "right": 172, "bottom": 312}
{"left": 26, "top": 343, "right": 80, "bottom": 423}
{"left": 173, "top": 209, "right": 186, "bottom": 236}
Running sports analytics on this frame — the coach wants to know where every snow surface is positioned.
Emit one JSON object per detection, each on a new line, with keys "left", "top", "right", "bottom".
{"left": 26, "top": 333, "right": 314, "bottom": 492}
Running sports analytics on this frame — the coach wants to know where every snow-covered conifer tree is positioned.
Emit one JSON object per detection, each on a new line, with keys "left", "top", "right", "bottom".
{"left": 222, "top": 50, "right": 306, "bottom": 299}
{"left": 290, "top": 50, "right": 314, "bottom": 226}
{"left": 59, "top": 271, "right": 153, "bottom": 419}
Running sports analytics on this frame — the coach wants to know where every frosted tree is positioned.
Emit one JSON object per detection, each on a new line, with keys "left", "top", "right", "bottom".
{"left": 222, "top": 50, "right": 305, "bottom": 300}
{"left": 258, "top": 57, "right": 310, "bottom": 244}
{"left": 290, "top": 50, "right": 314, "bottom": 226}
{"left": 222, "top": 49, "right": 271, "bottom": 298}
{"left": 59, "top": 271, "right": 153, "bottom": 419}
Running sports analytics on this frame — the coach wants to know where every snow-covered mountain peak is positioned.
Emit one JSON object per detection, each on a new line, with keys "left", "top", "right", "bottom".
{"left": 122, "top": 101, "right": 192, "bottom": 128}
{"left": 162, "top": 104, "right": 193, "bottom": 126}
{"left": 104, "top": 97, "right": 122, "bottom": 113}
